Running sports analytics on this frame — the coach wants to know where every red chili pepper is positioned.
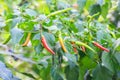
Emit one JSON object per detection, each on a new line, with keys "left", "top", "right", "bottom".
{"left": 41, "top": 35, "right": 55, "bottom": 55}
{"left": 92, "top": 41, "right": 110, "bottom": 52}
{"left": 81, "top": 46, "right": 86, "bottom": 52}
{"left": 73, "top": 47, "right": 78, "bottom": 53}
{"left": 71, "top": 42, "right": 78, "bottom": 54}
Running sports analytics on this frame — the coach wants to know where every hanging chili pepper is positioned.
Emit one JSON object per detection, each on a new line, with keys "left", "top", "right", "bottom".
{"left": 75, "top": 41, "right": 96, "bottom": 53}
{"left": 22, "top": 33, "right": 31, "bottom": 47}
{"left": 73, "top": 47, "right": 78, "bottom": 53}
{"left": 71, "top": 42, "right": 78, "bottom": 54}
{"left": 41, "top": 35, "right": 55, "bottom": 55}
{"left": 92, "top": 41, "right": 110, "bottom": 52}
{"left": 59, "top": 31, "right": 67, "bottom": 53}
{"left": 81, "top": 46, "right": 86, "bottom": 52}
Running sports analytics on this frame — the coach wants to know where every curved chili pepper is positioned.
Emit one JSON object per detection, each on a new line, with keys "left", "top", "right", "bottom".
{"left": 81, "top": 46, "right": 86, "bottom": 52}
{"left": 41, "top": 35, "right": 55, "bottom": 55}
{"left": 92, "top": 41, "right": 110, "bottom": 52}
{"left": 75, "top": 41, "right": 96, "bottom": 53}
{"left": 59, "top": 31, "right": 67, "bottom": 53}
{"left": 22, "top": 33, "right": 31, "bottom": 46}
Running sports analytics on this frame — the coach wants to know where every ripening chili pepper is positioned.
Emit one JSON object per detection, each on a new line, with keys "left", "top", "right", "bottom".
{"left": 73, "top": 47, "right": 78, "bottom": 54}
{"left": 59, "top": 31, "right": 67, "bottom": 53}
{"left": 71, "top": 41, "right": 78, "bottom": 54}
{"left": 41, "top": 35, "right": 55, "bottom": 55}
{"left": 22, "top": 33, "right": 31, "bottom": 47}
{"left": 81, "top": 46, "right": 86, "bottom": 52}
{"left": 92, "top": 41, "right": 110, "bottom": 52}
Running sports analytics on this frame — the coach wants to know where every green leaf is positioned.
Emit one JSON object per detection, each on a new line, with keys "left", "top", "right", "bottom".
{"left": 33, "top": 33, "right": 40, "bottom": 40}
{"left": 74, "top": 20, "right": 84, "bottom": 32}
{"left": 92, "top": 64, "right": 113, "bottom": 80}
{"left": 102, "top": 52, "right": 117, "bottom": 73}
{"left": 114, "top": 52, "right": 120, "bottom": 65}
{"left": 65, "top": 54, "right": 77, "bottom": 64}
{"left": 25, "top": 9, "right": 38, "bottom": 17}
{"left": 10, "top": 27, "right": 24, "bottom": 44}
{"left": 51, "top": 66, "right": 64, "bottom": 80}
{"left": 101, "top": 2, "right": 109, "bottom": 18}
{"left": 89, "top": 4, "right": 101, "bottom": 19}
{"left": 77, "top": 0, "right": 87, "bottom": 13}
{"left": 34, "top": 41, "right": 43, "bottom": 54}
{"left": 65, "top": 64, "right": 79, "bottom": 80}
{"left": 96, "top": 30, "right": 111, "bottom": 42}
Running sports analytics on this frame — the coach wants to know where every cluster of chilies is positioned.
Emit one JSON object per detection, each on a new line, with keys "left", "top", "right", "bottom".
{"left": 22, "top": 32, "right": 110, "bottom": 55}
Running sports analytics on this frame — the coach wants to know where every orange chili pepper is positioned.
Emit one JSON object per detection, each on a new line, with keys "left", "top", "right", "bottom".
{"left": 22, "top": 33, "right": 31, "bottom": 46}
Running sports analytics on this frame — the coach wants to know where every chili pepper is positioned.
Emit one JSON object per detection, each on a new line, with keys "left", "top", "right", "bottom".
{"left": 92, "top": 41, "right": 110, "bottom": 52}
{"left": 41, "top": 35, "right": 55, "bottom": 55}
{"left": 22, "top": 33, "right": 31, "bottom": 46}
{"left": 59, "top": 31, "right": 67, "bottom": 53}
{"left": 71, "top": 42, "right": 78, "bottom": 54}
{"left": 75, "top": 41, "right": 96, "bottom": 53}
{"left": 81, "top": 46, "right": 86, "bottom": 52}
{"left": 73, "top": 47, "right": 78, "bottom": 53}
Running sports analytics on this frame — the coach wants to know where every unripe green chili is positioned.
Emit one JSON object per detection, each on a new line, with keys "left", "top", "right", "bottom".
{"left": 75, "top": 41, "right": 96, "bottom": 53}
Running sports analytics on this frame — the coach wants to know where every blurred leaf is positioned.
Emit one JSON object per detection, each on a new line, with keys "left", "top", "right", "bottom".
{"left": 114, "top": 52, "right": 120, "bottom": 65}
{"left": 34, "top": 41, "right": 43, "bottom": 54}
{"left": 0, "top": 61, "right": 20, "bottom": 80}
{"left": 10, "top": 27, "right": 24, "bottom": 44}
{"left": 33, "top": 33, "right": 41, "bottom": 40}
{"left": 113, "top": 38, "right": 120, "bottom": 50}
{"left": 74, "top": 20, "right": 84, "bottom": 32}
{"left": 101, "top": 2, "right": 108, "bottom": 18}
{"left": 89, "top": 4, "right": 101, "bottom": 19}
{"left": 92, "top": 64, "right": 113, "bottom": 80}
{"left": 96, "top": 30, "right": 111, "bottom": 42}
{"left": 51, "top": 66, "right": 64, "bottom": 80}
{"left": 65, "top": 53, "right": 77, "bottom": 64}
{"left": 102, "top": 52, "right": 118, "bottom": 73}
{"left": 85, "top": 0, "right": 95, "bottom": 10}
{"left": 39, "top": 56, "right": 51, "bottom": 68}
{"left": 11, "top": 17, "right": 23, "bottom": 29}
{"left": 77, "top": 0, "right": 87, "bottom": 13}
{"left": 65, "top": 64, "right": 79, "bottom": 80}
{"left": 25, "top": 9, "right": 37, "bottom": 17}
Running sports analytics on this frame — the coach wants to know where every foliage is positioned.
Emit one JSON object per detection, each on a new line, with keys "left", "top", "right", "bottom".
{"left": 0, "top": 0, "right": 120, "bottom": 80}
